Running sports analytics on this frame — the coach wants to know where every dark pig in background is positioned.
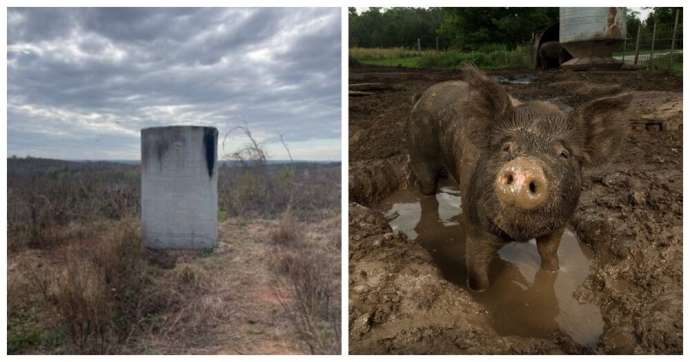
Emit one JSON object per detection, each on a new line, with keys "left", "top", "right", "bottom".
{"left": 538, "top": 41, "right": 571, "bottom": 69}
{"left": 407, "top": 65, "right": 631, "bottom": 291}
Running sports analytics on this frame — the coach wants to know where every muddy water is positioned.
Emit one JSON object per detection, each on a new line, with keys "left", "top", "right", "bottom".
{"left": 378, "top": 180, "right": 604, "bottom": 348}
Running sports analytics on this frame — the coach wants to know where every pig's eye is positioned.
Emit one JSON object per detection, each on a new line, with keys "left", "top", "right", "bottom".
{"left": 559, "top": 149, "right": 570, "bottom": 159}
{"left": 501, "top": 142, "right": 514, "bottom": 154}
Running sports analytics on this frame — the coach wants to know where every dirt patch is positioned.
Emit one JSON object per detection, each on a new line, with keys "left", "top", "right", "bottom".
{"left": 348, "top": 65, "right": 682, "bottom": 354}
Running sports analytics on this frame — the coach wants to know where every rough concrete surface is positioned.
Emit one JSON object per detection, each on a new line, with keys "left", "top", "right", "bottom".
{"left": 141, "top": 126, "right": 219, "bottom": 249}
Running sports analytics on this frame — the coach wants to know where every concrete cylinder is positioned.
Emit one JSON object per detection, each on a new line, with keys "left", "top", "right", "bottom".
{"left": 560, "top": 7, "right": 627, "bottom": 70}
{"left": 141, "top": 126, "right": 218, "bottom": 249}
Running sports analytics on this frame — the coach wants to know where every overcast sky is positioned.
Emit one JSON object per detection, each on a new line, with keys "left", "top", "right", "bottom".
{"left": 8, "top": 7, "right": 341, "bottom": 161}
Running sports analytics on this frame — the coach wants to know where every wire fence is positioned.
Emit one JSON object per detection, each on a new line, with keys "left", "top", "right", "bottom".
{"left": 615, "top": 15, "right": 682, "bottom": 72}
{"left": 351, "top": 12, "right": 683, "bottom": 73}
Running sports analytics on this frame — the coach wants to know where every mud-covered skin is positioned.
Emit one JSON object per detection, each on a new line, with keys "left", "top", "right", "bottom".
{"left": 407, "top": 67, "right": 631, "bottom": 291}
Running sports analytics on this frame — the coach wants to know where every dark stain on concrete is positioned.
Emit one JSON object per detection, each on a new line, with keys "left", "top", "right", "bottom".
{"left": 155, "top": 138, "right": 170, "bottom": 172}
{"left": 203, "top": 128, "right": 217, "bottom": 178}
{"left": 141, "top": 129, "right": 169, "bottom": 172}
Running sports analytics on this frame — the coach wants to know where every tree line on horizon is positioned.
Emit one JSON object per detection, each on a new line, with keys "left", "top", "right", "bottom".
{"left": 349, "top": 7, "right": 682, "bottom": 51}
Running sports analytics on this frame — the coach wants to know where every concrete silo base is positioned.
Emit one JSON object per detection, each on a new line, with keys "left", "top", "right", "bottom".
{"left": 561, "top": 40, "right": 624, "bottom": 71}
{"left": 561, "top": 57, "right": 624, "bottom": 70}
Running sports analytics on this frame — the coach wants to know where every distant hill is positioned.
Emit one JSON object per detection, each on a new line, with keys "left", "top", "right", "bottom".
{"left": 7, "top": 157, "right": 340, "bottom": 177}
{"left": 7, "top": 157, "right": 137, "bottom": 177}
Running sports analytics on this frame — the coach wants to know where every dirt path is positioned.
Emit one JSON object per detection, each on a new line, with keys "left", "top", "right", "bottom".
{"left": 348, "top": 65, "right": 682, "bottom": 354}
{"left": 199, "top": 219, "right": 304, "bottom": 354}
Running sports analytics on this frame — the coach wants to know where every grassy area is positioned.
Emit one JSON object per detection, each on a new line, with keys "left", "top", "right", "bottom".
{"left": 649, "top": 52, "right": 683, "bottom": 76}
{"left": 613, "top": 48, "right": 680, "bottom": 56}
{"left": 350, "top": 46, "right": 531, "bottom": 70}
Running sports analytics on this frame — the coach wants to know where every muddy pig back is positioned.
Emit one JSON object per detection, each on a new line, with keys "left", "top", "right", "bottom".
{"left": 407, "top": 66, "right": 513, "bottom": 197}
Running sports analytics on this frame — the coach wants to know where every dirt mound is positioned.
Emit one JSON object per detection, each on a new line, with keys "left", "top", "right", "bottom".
{"left": 348, "top": 66, "right": 682, "bottom": 354}
{"left": 349, "top": 154, "right": 413, "bottom": 205}
{"left": 626, "top": 91, "right": 683, "bottom": 131}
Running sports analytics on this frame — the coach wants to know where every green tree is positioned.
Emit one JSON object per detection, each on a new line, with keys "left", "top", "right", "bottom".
{"left": 438, "top": 8, "right": 557, "bottom": 50}
{"left": 350, "top": 7, "right": 446, "bottom": 49}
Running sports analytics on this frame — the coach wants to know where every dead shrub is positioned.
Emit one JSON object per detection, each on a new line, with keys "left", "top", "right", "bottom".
{"left": 219, "top": 126, "right": 339, "bottom": 221}
{"left": 38, "top": 219, "right": 154, "bottom": 353}
{"left": 17, "top": 218, "right": 225, "bottom": 354}
{"left": 271, "top": 244, "right": 341, "bottom": 354}
{"left": 8, "top": 162, "right": 140, "bottom": 251}
{"left": 52, "top": 255, "right": 113, "bottom": 352}
{"left": 269, "top": 210, "right": 302, "bottom": 245}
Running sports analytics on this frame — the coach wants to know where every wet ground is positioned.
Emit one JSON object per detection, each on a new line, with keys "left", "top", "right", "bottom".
{"left": 379, "top": 181, "right": 603, "bottom": 348}
{"left": 349, "top": 65, "right": 682, "bottom": 354}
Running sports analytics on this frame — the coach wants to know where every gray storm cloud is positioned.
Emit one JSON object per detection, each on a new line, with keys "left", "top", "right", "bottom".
{"left": 8, "top": 7, "right": 341, "bottom": 160}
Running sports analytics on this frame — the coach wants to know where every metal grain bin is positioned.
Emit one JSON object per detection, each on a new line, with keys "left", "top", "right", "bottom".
{"left": 560, "top": 7, "right": 627, "bottom": 70}
{"left": 141, "top": 126, "right": 218, "bottom": 249}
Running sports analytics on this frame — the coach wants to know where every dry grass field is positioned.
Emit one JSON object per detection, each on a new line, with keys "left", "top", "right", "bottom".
{"left": 7, "top": 158, "right": 341, "bottom": 354}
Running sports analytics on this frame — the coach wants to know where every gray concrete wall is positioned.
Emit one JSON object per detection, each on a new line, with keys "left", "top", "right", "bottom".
{"left": 141, "top": 126, "right": 218, "bottom": 249}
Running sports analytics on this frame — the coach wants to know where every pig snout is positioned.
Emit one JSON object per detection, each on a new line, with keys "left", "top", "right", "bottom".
{"left": 495, "top": 157, "right": 548, "bottom": 210}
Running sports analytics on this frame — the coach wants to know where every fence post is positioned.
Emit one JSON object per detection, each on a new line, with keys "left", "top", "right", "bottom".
{"left": 417, "top": 38, "right": 421, "bottom": 52}
{"left": 435, "top": 37, "right": 439, "bottom": 51}
{"left": 649, "top": 19, "right": 657, "bottom": 69}
{"left": 622, "top": 36, "right": 627, "bottom": 63}
{"left": 634, "top": 24, "right": 641, "bottom": 65}
{"left": 671, "top": 8, "right": 680, "bottom": 51}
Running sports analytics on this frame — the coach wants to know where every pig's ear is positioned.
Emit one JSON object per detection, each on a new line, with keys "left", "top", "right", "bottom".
{"left": 462, "top": 64, "right": 513, "bottom": 120}
{"left": 574, "top": 93, "right": 632, "bottom": 167}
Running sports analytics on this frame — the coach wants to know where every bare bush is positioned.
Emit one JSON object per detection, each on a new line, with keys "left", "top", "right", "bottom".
{"left": 270, "top": 242, "right": 341, "bottom": 354}
{"left": 19, "top": 218, "right": 225, "bottom": 354}
{"left": 8, "top": 161, "right": 139, "bottom": 250}
{"left": 218, "top": 126, "right": 339, "bottom": 220}
{"left": 269, "top": 209, "right": 302, "bottom": 245}
{"left": 41, "top": 220, "right": 146, "bottom": 352}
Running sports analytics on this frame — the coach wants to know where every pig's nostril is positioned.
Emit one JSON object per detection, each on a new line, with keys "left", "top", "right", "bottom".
{"left": 529, "top": 181, "right": 537, "bottom": 194}
{"left": 506, "top": 174, "right": 514, "bottom": 185}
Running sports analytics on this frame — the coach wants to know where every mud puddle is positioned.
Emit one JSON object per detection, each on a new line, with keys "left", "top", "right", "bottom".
{"left": 495, "top": 74, "right": 537, "bottom": 85}
{"left": 378, "top": 180, "right": 604, "bottom": 348}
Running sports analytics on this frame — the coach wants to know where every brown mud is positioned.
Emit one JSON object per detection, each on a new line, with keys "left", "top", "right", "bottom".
{"left": 348, "top": 65, "right": 682, "bottom": 354}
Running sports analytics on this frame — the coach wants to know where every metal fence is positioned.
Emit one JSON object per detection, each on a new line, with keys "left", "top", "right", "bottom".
{"left": 615, "top": 13, "right": 682, "bottom": 72}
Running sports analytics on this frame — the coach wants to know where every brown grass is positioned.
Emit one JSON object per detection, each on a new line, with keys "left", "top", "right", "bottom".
{"left": 20, "top": 219, "right": 147, "bottom": 353}
{"left": 269, "top": 209, "right": 303, "bottom": 245}
{"left": 268, "top": 215, "right": 341, "bottom": 354}
{"left": 8, "top": 158, "right": 340, "bottom": 354}
{"left": 14, "top": 218, "right": 228, "bottom": 354}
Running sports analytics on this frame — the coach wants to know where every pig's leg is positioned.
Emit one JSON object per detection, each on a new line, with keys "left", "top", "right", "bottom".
{"left": 410, "top": 158, "right": 442, "bottom": 195}
{"left": 465, "top": 224, "right": 499, "bottom": 292}
{"left": 536, "top": 227, "right": 563, "bottom": 271}
{"left": 407, "top": 113, "right": 441, "bottom": 195}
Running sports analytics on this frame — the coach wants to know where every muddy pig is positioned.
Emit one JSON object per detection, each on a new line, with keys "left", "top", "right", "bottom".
{"left": 407, "top": 66, "right": 631, "bottom": 291}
